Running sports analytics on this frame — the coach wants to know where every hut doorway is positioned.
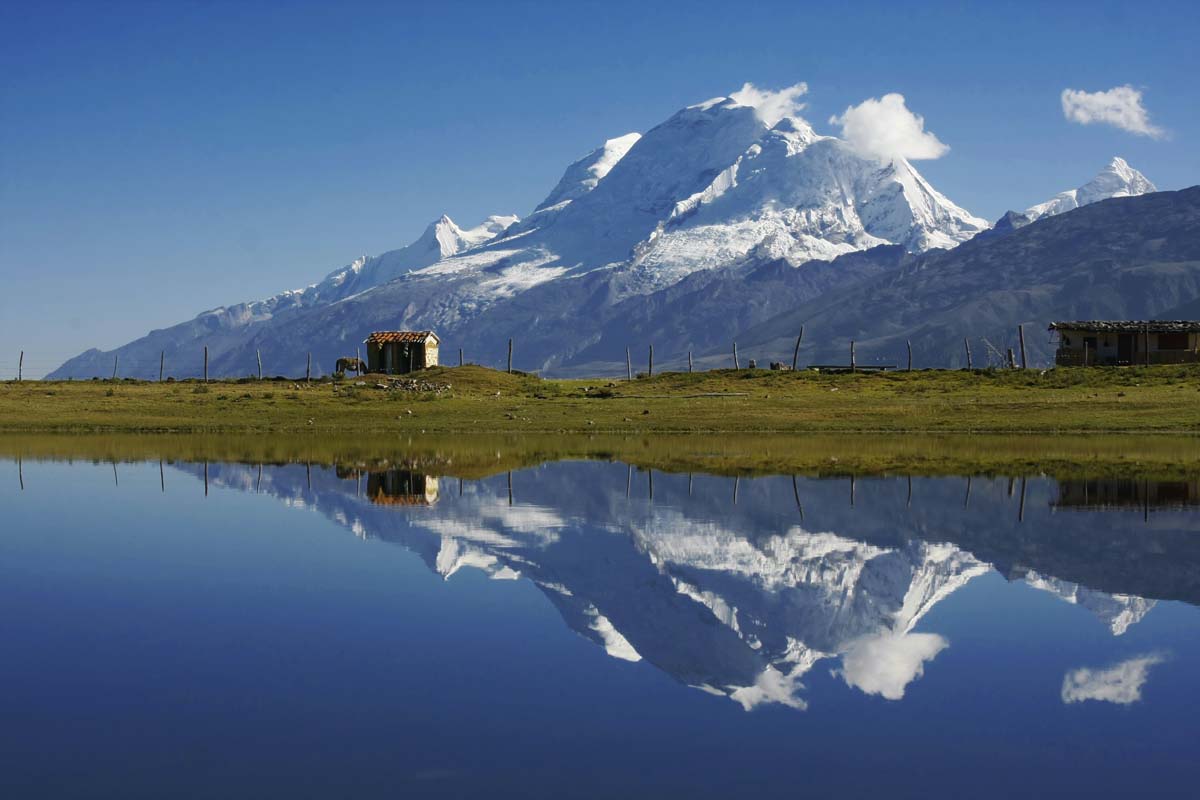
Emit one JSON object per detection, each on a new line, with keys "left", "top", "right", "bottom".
{"left": 1118, "top": 334, "right": 1134, "bottom": 364}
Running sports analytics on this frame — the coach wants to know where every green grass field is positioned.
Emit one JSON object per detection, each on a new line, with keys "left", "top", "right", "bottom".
{"left": 3, "top": 363, "right": 1200, "bottom": 435}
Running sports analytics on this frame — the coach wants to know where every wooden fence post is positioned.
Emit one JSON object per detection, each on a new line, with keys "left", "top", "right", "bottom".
{"left": 733, "top": 341, "right": 739, "bottom": 369}
{"left": 257, "top": 350, "right": 263, "bottom": 380}
{"left": 159, "top": 351, "right": 164, "bottom": 382}
{"left": 850, "top": 340, "right": 856, "bottom": 373}
{"left": 626, "top": 347, "right": 633, "bottom": 380}
{"left": 507, "top": 338, "right": 513, "bottom": 374}
{"left": 203, "top": 346, "right": 208, "bottom": 383}
{"left": 306, "top": 352, "right": 311, "bottom": 383}
{"left": 648, "top": 344, "right": 654, "bottom": 377}
{"left": 1018, "top": 324, "right": 1027, "bottom": 369}
{"left": 792, "top": 326, "right": 804, "bottom": 371}
{"left": 1007, "top": 347, "right": 1016, "bottom": 369}
{"left": 906, "top": 339, "right": 913, "bottom": 372}
{"left": 459, "top": 348, "right": 463, "bottom": 367}
{"left": 17, "top": 351, "right": 22, "bottom": 382}
{"left": 964, "top": 338, "right": 972, "bottom": 370}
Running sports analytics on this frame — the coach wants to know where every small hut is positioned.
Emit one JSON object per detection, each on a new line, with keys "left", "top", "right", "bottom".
{"left": 1054, "top": 479, "right": 1200, "bottom": 510}
{"left": 364, "top": 330, "right": 440, "bottom": 374}
{"left": 367, "top": 470, "right": 440, "bottom": 506}
{"left": 1048, "top": 321, "right": 1200, "bottom": 366}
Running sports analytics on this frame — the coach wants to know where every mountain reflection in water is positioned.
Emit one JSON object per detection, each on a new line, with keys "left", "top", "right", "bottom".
{"left": 174, "top": 460, "right": 1200, "bottom": 711}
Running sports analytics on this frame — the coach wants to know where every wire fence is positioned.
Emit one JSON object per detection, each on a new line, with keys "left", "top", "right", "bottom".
{"left": 18, "top": 324, "right": 1179, "bottom": 382}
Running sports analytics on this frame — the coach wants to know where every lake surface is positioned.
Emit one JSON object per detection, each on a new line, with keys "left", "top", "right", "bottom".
{"left": 3, "top": 441, "right": 1199, "bottom": 798}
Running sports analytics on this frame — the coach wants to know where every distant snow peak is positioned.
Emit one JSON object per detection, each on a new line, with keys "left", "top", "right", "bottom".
{"left": 729, "top": 82, "right": 809, "bottom": 127}
{"left": 830, "top": 93, "right": 950, "bottom": 162}
{"left": 1025, "top": 157, "right": 1155, "bottom": 221}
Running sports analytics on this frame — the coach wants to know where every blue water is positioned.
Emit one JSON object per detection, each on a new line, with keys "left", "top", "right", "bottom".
{"left": 2, "top": 457, "right": 1198, "bottom": 798}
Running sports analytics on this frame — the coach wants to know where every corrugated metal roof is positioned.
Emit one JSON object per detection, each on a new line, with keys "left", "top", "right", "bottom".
{"left": 1048, "top": 320, "right": 1200, "bottom": 333}
{"left": 364, "top": 330, "right": 439, "bottom": 344}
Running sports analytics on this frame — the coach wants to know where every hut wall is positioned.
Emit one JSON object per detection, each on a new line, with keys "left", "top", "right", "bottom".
{"left": 1054, "top": 327, "right": 1200, "bottom": 366}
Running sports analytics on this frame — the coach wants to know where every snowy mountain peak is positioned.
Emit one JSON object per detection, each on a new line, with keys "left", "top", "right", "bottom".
{"left": 535, "top": 132, "right": 642, "bottom": 212}
{"left": 426, "top": 214, "right": 518, "bottom": 257}
{"left": 623, "top": 110, "right": 987, "bottom": 287}
{"left": 1025, "top": 157, "right": 1156, "bottom": 221}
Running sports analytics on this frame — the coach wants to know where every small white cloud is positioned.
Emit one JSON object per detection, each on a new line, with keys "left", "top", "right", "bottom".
{"left": 1061, "top": 652, "right": 1167, "bottom": 705}
{"left": 730, "top": 82, "right": 809, "bottom": 127}
{"left": 835, "top": 632, "right": 948, "bottom": 700}
{"left": 1061, "top": 85, "right": 1164, "bottom": 138}
{"left": 829, "top": 93, "right": 950, "bottom": 162}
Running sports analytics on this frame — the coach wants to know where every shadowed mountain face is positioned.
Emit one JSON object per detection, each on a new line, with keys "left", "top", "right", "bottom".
{"left": 736, "top": 187, "right": 1200, "bottom": 369}
{"left": 181, "top": 459, "right": 1200, "bottom": 711}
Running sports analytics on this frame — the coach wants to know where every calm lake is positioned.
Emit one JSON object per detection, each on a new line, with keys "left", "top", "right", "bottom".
{"left": 3, "top": 437, "right": 1199, "bottom": 798}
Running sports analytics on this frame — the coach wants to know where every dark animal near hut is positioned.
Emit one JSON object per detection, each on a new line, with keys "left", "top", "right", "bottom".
{"left": 335, "top": 357, "right": 366, "bottom": 375}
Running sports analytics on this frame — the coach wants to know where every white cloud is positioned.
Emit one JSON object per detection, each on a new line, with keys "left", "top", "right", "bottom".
{"left": 730, "top": 82, "right": 809, "bottom": 127}
{"left": 1061, "top": 85, "right": 1164, "bottom": 138}
{"left": 1061, "top": 652, "right": 1167, "bottom": 705}
{"left": 835, "top": 632, "right": 948, "bottom": 700}
{"left": 729, "top": 665, "right": 809, "bottom": 711}
{"left": 829, "top": 93, "right": 950, "bottom": 162}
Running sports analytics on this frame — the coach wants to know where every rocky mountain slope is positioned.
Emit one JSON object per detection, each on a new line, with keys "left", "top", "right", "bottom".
{"left": 734, "top": 186, "right": 1200, "bottom": 369}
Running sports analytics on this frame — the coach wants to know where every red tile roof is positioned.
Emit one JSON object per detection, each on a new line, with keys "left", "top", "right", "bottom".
{"left": 364, "top": 330, "right": 439, "bottom": 344}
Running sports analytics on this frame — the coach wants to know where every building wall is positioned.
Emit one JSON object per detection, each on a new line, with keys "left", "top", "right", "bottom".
{"left": 1054, "top": 328, "right": 1200, "bottom": 365}
{"left": 365, "top": 336, "right": 440, "bottom": 373}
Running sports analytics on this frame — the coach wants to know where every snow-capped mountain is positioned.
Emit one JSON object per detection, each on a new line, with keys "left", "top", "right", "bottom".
{"left": 1025, "top": 157, "right": 1156, "bottom": 221}
{"left": 50, "top": 87, "right": 991, "bottom": 379}
{"left": 1022, "top": 572, "right": 1156, "bottom": 636}
{"left": 625, "top": 116, "right": 986, "bottom": 292}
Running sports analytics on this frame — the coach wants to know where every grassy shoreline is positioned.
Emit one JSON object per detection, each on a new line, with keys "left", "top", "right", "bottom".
{"left": 4, "top": 364, "right": 1200, "bottom": 435}
{"left": 4, "top": 431, "right": 1200, "bottom": 480}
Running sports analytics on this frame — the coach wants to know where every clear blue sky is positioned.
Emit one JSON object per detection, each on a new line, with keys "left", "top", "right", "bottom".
{"left": 2, "top": 0, "right": 1198, "bottom": 376}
